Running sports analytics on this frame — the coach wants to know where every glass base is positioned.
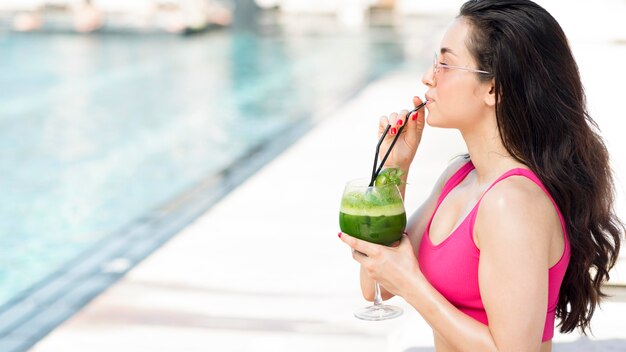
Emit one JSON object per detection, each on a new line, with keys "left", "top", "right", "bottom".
{"left": 354, "top": 303, "right": 403, "bottom": 321}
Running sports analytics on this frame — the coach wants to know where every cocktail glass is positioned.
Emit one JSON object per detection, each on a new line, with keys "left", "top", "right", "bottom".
{"left": 339, "top": 178, "right": 406, "bottom": 320}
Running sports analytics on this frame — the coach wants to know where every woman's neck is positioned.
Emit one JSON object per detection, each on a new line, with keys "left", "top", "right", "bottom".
{"left": 461, "top": 120, "right": 523, "bottom": 186}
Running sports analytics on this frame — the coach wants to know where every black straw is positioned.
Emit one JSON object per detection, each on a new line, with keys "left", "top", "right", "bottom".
{"left": 368, "top": 101, "right": 428, "bottom": 187}
{"left": 370, "top": 124, "right": 391, "bottom": 187}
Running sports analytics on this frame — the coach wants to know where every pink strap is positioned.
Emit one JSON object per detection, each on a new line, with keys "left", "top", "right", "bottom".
{"left": 437, "top": 160, "right": 475, "bottom": 207}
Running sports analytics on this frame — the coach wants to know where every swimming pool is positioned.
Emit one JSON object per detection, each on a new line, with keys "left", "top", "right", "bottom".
{"left": 0, "top": 25, "right": 408, "bottom": 309}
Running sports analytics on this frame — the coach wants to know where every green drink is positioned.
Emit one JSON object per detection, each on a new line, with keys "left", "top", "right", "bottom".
{"left": 339, "top": 176, "right": 406, "bottom": 321}
{"left": 339, "top": 192, "right": 406, "bottom": 245}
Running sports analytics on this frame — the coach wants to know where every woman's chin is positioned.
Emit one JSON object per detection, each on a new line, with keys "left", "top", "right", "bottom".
{"left": 425, "top": 111, "right": 456, "bottom": 129}
{"left": 425, "top": 115, "right": 439, "bottom": 127}
{"left": 426, "top": 117, "right": 454, "bottom": 129}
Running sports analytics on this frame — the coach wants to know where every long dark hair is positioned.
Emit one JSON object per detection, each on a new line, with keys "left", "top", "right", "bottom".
{"left": 459, "top": 0, "right": 623, "bottom": 335}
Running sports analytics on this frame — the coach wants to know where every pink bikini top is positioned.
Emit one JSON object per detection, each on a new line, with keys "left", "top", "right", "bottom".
{"left": 417, "top": 161, "right": 570, "bottom": 342}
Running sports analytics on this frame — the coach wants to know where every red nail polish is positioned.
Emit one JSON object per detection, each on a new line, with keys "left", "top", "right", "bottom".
{"left": 396, "top": 119, "right": 403, "bottom": 126}
{"left": 338, "top": 232, "right": 342, "bottom": 238}
{"left": 391, "top": 127, "right": 397, "bottom": 135}
{"left": 412, "top": 113, "right": 417, "bottom": 121}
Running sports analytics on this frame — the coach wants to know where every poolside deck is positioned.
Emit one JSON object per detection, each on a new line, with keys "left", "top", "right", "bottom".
{"left": 26, "top": 3, "right": 626, "bottom": 350}
{"left": 29, "top": 70, "right": 626, "bottom": 351}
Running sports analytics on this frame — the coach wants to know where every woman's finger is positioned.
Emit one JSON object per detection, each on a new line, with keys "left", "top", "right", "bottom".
{"left": 387, "top": 112, "right": 399, "bottom": 136}
{"left": 393, "top": 109, "right": 409, "bottom": 136}
{"left": 339, "top": 232, "right": 381, "bottom": 258}
{"left": 405, "top": 96, "right": 426, "bottom": 141}
{"left": 351, "top": 249, "right": 370, "bottom": 264}
{"left": 378, "top": 115, "right": 390, "bottom": 138}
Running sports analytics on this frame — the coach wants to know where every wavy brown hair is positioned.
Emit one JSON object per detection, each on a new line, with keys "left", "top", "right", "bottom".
{"left": 459, "top": 0, "right": 624, "bottom": 334}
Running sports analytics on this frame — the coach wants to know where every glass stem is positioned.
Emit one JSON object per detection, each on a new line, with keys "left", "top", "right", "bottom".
{"left": 373, "top": 281, "right": 383, "bottom": 306}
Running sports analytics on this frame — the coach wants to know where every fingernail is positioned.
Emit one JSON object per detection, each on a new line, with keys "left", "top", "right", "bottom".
{"left": 338, "top": 232, "right": 342, "bottom": 238}
{"left": 396, "top": 119, "right": 403, "bottom": 126}
{"left": 412, "top": 113, "right": 417, "bottom": 121}
{"left": 391, "top": 127, "right": 397, "bottom": 135}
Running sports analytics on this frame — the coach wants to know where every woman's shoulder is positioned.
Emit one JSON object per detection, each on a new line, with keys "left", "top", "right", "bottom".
{"left": 475, "top": 171, "right": 559, "bottom": 247}
{"left": 433, "top": 154, "right": 472, "bottom": 194}
{"left": 486, "top": 167, "right": 552, "bottom": 209}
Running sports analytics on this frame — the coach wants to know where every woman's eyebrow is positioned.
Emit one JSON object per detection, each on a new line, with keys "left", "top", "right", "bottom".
{"left": 440, "top": 47, "right": 457, "bottom": 56}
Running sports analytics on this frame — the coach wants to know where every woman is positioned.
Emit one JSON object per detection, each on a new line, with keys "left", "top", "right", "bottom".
{"left": 338, "top": 0, "right": 623, "bottom": 350}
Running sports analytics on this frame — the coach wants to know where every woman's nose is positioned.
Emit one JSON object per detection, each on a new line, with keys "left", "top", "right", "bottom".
{"left": 422, "top": 68, "right": 435, "bottom": 87}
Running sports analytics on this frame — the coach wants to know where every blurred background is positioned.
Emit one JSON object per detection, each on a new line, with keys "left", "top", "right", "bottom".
{"left": 0, "top": 1, "right": 625, "bottom": 351}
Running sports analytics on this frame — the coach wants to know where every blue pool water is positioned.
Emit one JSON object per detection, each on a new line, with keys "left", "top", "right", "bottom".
{"left": 0, "top": 27, "right": 406, "bottom": 308}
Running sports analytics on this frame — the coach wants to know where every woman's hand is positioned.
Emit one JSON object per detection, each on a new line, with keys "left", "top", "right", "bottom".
{"left": 378, "top": 96, "right": 427, "bottom": 170}
{"left": 339, "top": 232, "right": 422, "bottom": 298}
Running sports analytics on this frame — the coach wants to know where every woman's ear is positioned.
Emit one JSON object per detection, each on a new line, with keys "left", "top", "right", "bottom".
{"left": 485, "top": 80, "right": 496, "bottom": 107}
